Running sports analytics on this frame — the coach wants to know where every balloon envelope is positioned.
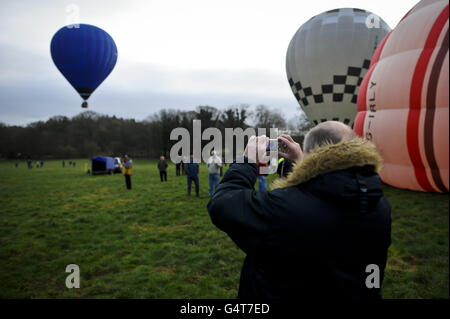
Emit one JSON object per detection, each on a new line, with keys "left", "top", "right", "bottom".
{"left": 286, "top": 8, "right": 390, "bottom": 126}
{"left": 50, "top": 24, "right": 118, "bottom": 103}
{"left": 354, "top": 0, "right": 449, "bottom": 192}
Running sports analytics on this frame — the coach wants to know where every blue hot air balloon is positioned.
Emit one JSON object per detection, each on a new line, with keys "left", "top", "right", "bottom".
{"left": 50, "top": 24, "right": 118, "bottom": 108}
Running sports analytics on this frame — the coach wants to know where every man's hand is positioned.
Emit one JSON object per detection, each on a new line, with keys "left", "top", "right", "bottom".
{"left": 244, "top": 135, "right": 270, "bottom": 164}
{"left": 278, "top": 134, "right": 304, "bottom": 162}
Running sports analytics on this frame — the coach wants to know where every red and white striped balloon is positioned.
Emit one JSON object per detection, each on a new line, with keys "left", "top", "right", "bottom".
{"left": 355, "top": 0, "right": 449, "bottom": 192}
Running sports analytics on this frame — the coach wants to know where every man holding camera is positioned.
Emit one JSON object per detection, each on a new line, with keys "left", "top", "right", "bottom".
{"left": 207, "top": 121, "right": 391, "bottom": 299}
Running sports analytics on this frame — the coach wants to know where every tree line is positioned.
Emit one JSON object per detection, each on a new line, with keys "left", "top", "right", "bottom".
{"left": 0, "top": 104, "right": 310, "bottom": 160}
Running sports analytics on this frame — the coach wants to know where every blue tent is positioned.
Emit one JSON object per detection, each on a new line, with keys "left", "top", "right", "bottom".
{"left": 91, "top": 156, "right": 115, "bottom": 175}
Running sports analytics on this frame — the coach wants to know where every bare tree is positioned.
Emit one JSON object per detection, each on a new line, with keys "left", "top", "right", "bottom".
{"left": 252, "top": 105, "right": 287, "bottom": 131}
{"left": 287, "top": 112, "right": 312, "bottom": 131}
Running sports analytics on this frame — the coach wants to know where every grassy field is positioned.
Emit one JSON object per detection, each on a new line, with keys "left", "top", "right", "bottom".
{"left": 0, "top": 159, "right": 448, "bottom": 298}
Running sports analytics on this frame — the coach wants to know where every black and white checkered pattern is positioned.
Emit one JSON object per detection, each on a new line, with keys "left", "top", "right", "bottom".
{"left": 289, "top": 58, "right": 371, "bottom": 108}
{"left": 307, "top": 8, "right": 369, "bottom": 23}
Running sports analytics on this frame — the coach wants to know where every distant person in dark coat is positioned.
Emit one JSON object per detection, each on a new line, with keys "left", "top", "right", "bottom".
{"left": 40, "top": 160, "right": 44, "bottom": 168}
{"left": 176, "top": 162, "right": 181, "bottom": 176}
{"left": 186, "top": 154, "right": 199, "bottom": 197}
{"left": 62, "top": 160, "right": 65, "bottom": 168}
{"left": 207, "top": 121, "right": 392, "bottom": 299}
{"left": 181, "top": 156, "right": 188, "bottom": 176}
{"left": 158, "top": 156, "right": 168, "bottom": 182}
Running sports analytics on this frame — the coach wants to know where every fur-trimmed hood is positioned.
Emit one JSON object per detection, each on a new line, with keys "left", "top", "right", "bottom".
{"left": 271, "top": 138, "right": 383, "bottom": 190}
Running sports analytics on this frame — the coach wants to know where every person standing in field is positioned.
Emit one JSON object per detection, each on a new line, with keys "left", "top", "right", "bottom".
{"left": 276, "top": 157, "right": 293, "bottom": 178}
{"left": 122, "top": 155, "right": 133, "bottom": 190}
{"left": 207, "top": 151, "right": 222, "bottom": 196}
{"left": 181, "top": 155, "right": 188, "bottom": 176}
{"left": 62, "top": 160, "right": 65, "bottom": 168}
{"left": 220, "top": 154, "right": 226, "bottom": 176}
{"left": 257, "top": 175, "right": 267, "bottom": 192}
{"left": 158, "top": 156, "right": 168, "bottom": 182}
{"left": 257, "top": 162, "right": 268, "bottom": 192}
{"left": 186, "top": 154, "right": 199, "bottom": 197}
{"left": 176, "top": 162, "right": 181, "bottom": 176}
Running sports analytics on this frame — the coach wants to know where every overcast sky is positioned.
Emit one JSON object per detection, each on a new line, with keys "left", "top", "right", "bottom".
{"left": 0, "top": 0, "right": 418, "bottom": 126}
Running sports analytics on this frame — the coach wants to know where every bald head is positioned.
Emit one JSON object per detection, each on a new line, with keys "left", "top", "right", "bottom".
{"left": 303, "top": 121, "right": 356, "bottom": 153}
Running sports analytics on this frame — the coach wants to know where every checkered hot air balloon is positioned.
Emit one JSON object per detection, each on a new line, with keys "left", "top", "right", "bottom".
{"left": 286, "top": 8, "right": 390, "bottom": 127}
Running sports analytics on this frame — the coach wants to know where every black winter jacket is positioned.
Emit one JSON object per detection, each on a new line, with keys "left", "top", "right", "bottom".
{"left": 207, "top": 139, "right": 391, "bottom": 299}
